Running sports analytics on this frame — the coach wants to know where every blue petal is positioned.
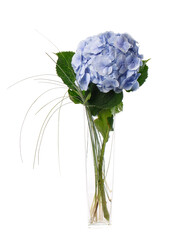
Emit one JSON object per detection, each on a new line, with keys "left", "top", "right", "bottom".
{"left": 78, "top": 72, "right": 90, "bottom": 91}
{"left": 71, "top": 51, "right": 82, "bottom": 72}
{"left": 131, "top": 81, "right": 139, "bottom": 91}
{"left": 97, "top": 79, "right": 119, "bottom": 93}
{"left": 126, "top": 55, "right": 141, "bottom": 70}
{"left": 114, "top": 35, "right": 131, "bottom": 53}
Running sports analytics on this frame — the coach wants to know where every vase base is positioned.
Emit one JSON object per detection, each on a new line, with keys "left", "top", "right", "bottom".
{"left": 88, "top": 221, "right": 111, "bottom": 228}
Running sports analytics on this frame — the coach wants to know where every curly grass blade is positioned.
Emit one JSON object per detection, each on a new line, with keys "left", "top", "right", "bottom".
{"left": 35, "top": 96, "right": 68, "bottom": 115}
{"left": 7, "top": 74, "right": 57, "bottom": 89}
{"left": 33, "top": 91, "right": 68, "bottom": 167}
{"left": 57, "top": 91, "right": 68, "bottom": 174}
{"left": 34, "top": 78, "right": 66, "bottom": 85}
{"left": 34, "top": 100, "right": 71, "bottom": 168}
{"left": 19, "top": 87, "right": 59, "bottom": 163}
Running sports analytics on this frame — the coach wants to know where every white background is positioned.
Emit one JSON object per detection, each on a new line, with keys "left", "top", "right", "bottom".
{"left": 0, "top": 0, "right": 173, "bottom": 239}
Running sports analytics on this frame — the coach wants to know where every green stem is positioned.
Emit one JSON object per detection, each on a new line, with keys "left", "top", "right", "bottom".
{"left": 86, "top": 107, "right": 110, "bottom": 222}
{"left": 98, "top": 130, "right": 110, "bottom": 221}
{"left": 86, "top": 109, "right": 99, "bottom": 196}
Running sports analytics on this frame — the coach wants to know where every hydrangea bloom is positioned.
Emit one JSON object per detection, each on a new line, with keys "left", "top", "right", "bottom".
{"left": 72, "top": 32, "right": 143, "bottom": 93}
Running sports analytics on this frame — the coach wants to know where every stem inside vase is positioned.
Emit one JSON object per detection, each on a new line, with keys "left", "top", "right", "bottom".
{"left": 85, "top": 108, "right": 114, "bottom": 225}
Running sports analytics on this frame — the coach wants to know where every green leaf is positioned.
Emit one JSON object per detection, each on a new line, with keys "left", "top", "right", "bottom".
{"left": 111, "top": 101, "right": 123, "bottom": 115}
{"left": 84, "top": 92, "right": 91, "bottom": 104}
{"left": 68, "top": 89, "right": 83, "bottom": 104}
{"left": 94, "top": 109, "right": 114, "bottom": 140}
{"left": 137, "top": 60, "right": 149, "bottom": 87}
{"left": 56, "top": 51, "right": 76, "bottom": 90}
{"left": 87, "top": 83, "right": 123, "bottom": 116}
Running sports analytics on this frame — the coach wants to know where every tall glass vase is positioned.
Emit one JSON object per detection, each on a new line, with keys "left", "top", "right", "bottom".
{"left": 84, "top": 108, "right": 115, "bottom": 226}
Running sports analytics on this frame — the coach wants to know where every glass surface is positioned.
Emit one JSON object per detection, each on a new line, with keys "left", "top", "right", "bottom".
{"left": 84, "top": 111, "right": 115, "bottom": 226}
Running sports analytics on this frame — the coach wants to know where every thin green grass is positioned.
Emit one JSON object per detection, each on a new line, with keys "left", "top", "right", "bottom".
{"left": 19, "top": 86, "right": 60, "bottom": 163}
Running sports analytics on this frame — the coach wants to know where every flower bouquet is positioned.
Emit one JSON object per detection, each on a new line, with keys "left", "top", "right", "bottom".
{"left": 19, "top": 31, "right": 149, "bottom": 226}
{"left": 55, "top": 32, "right": 149, "bottom": 225}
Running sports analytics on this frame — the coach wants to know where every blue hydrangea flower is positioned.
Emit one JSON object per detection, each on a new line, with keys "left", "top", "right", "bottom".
{"left": 72, "top": 31, "right": 143, "bottom": 93}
